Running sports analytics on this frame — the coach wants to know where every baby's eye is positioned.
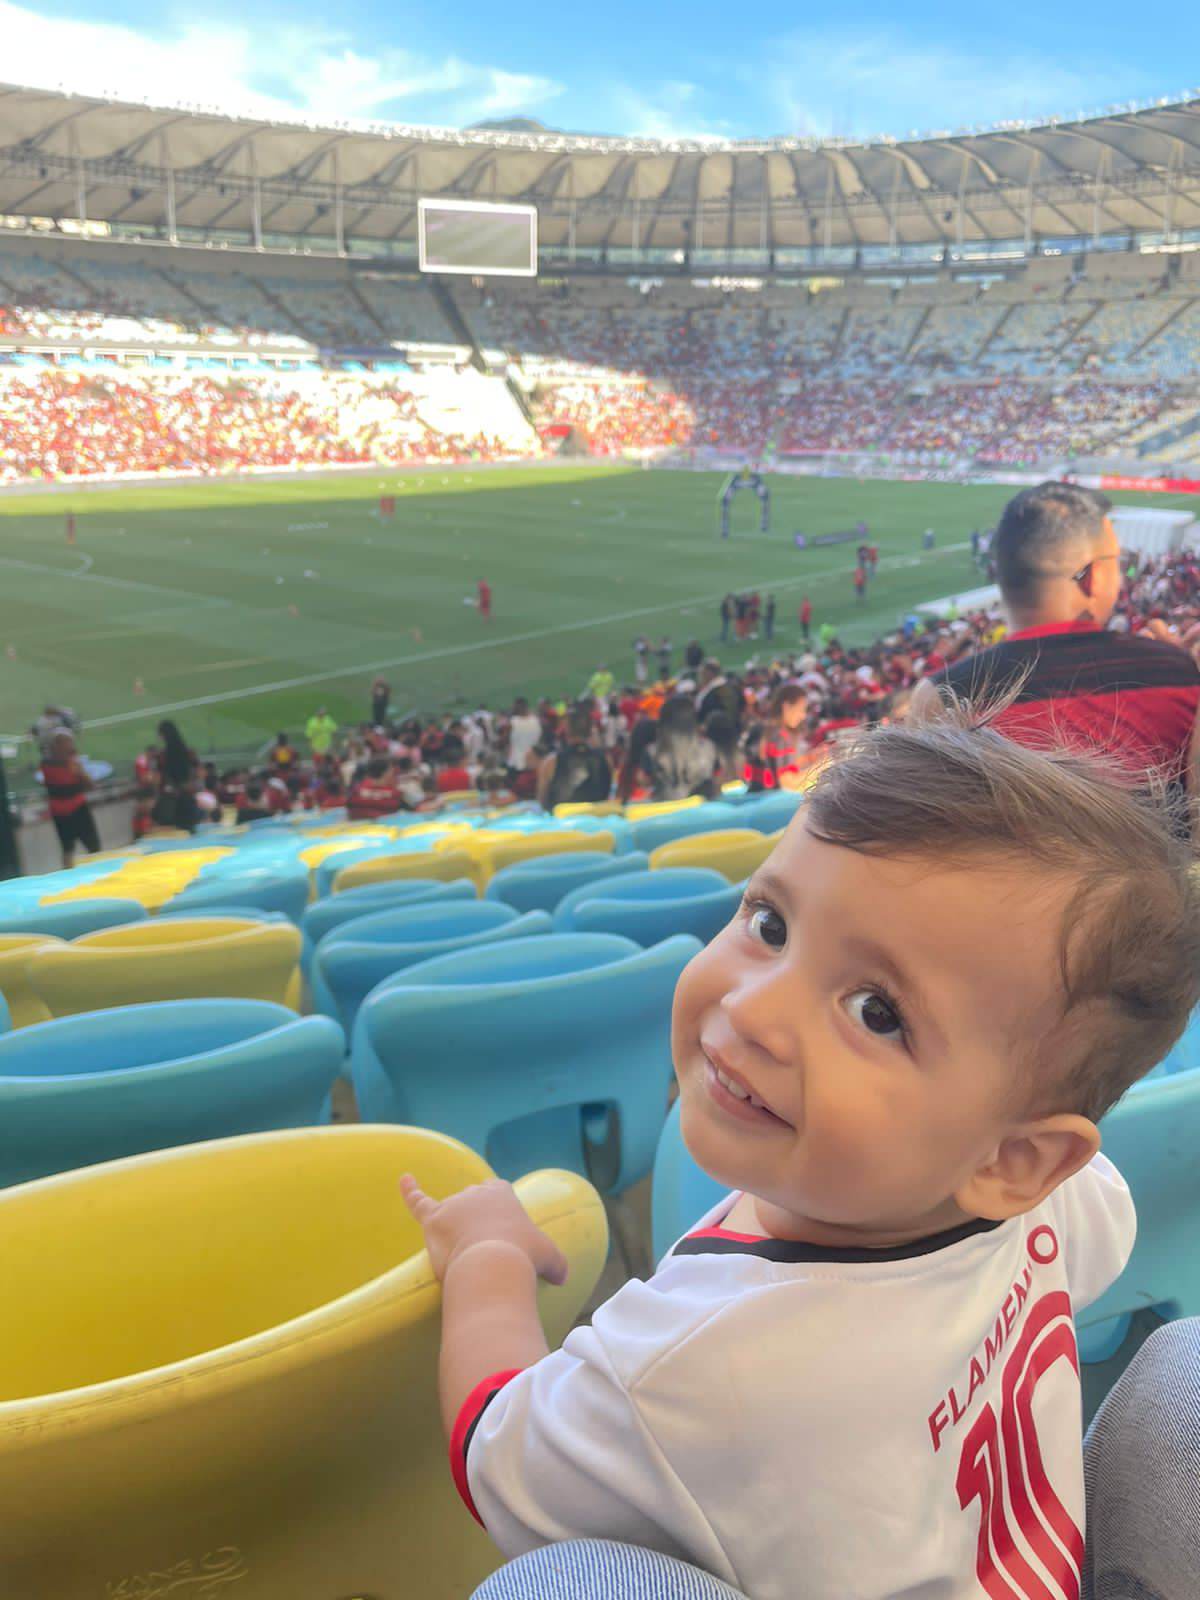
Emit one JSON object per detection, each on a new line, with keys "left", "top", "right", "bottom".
{"left": 747, "top": 904, "right": 787, "bottom": 949}
{"left": 845, "top": 988, "right": 905, "bottom": 1041}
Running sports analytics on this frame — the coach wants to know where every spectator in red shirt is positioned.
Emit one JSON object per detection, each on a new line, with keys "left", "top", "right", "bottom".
{"left": 916, "top": 482, "right": 1200, "bottom": 815}
{"left": 348, "top": 758, "right": 403, "bottom": 820}
{"left": 41, "top": 730, "right": 100, "bottom": 865}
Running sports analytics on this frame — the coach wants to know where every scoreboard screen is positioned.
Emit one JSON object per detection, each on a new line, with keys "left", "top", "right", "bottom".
{"left": 418, "top": 199, "right": 538, "bottom": 277}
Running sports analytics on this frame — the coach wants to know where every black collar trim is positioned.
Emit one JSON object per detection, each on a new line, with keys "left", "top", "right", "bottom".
{"left": 671, "top": 1215, "right": 1005, "bottom": 1265}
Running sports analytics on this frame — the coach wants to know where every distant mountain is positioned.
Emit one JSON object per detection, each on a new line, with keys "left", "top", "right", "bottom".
{"left": 467, "top": 117, "right": 560, "bottom": 134}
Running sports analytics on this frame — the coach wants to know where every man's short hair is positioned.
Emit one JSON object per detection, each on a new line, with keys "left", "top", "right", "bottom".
{"left": 993, "top": 482, "right": 1113, "bottom": 605}
{"left": 805, "top": 709, "right": 1200, "bottom": 1122}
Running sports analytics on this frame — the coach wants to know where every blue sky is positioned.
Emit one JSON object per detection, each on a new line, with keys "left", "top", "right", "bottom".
{"left": 2, "top": 0, "right": 1196, "bottom": 140}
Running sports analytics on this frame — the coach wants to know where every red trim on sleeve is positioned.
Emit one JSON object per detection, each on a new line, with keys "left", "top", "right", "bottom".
{"left": 448, "top": 1368, "right": 523, "bottom": 1526}
{"left": 687, "top": 1225, "right": 771, "bottom": 1244}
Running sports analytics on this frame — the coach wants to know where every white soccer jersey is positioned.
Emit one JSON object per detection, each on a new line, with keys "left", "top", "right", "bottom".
{"left": 453, "top": 1156, "right": 1134, "bottom": 1600}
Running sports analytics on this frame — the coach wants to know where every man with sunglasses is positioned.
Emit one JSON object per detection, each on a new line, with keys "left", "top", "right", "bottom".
{"left": 913, "top": 481, "right": 1200, "bottom": 819}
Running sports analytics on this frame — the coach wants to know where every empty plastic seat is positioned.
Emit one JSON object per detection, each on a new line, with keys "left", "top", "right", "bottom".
{"left": 625, "top": 797, "right": 704, "bottom": 821}
{"left": 0, "top": 935, "right": 64, "bottom": 1029}
{"left": 469, "top": 828, "right": 616, "bottom": 888}
{"left": 650, "top": 828, "right": 780, "bottom": 882}
{"left": 630, "top": 802, "right": 743, "bottom": 854}
{"left": 314, "top": 901, "right": 551, "bottom": 1032}
{"left": 652, "top": 1100, "right": 727, "bottom": 1265}
{"left": 1075, "top": 1068, "right": 1200, "bottom": 1361}
{"left": 555, "top": 867, "right": 728, "bottom": 930}
{"left": 485, "top": 851, "right": 651, "bottom": 916}
{"left": 333, "top": 846, "right": 478, "bottom": 894}
{"left": 302, "top": 878, "right": 476, "bottom": 974}
{"left": 0, "top": 898, "right": 147, "bottom": 941}
{"left": 557, "top": 868, "right": 742, "bottom": 947}
{"left": 165, "top": 862, "right": 310, "bottom": 924}
{"left": 736, "top": 791, "right": 805, "bottom": 834}
{"left": 0, "top": 1125, "right": 607, "bottom": 1599}
{"left": 0, "top": 1000, "right": 344, "bottom": 1186}
{"left": 354, "top": 932, "right": 700, "bottom": 1192}
{"left": 27, "top": 917, "right": 303, "bottom": 1019}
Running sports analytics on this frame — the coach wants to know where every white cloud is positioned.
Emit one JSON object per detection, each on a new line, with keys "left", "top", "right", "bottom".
{"left": 758, "top": 25, "right": 1148, "bottom": 140}
{"left": 608, "top": 80, "right": 733, "bottom": 141}
{"left": 0, "top": 0, "right": 563, "bottom": 126}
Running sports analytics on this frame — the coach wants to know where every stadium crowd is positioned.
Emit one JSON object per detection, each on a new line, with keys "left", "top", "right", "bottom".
{"left": 114, "top": 524, "right": 1200, "bottom": 846}
{"left": 0, "top": 368, "right": 529, "bottom": 481}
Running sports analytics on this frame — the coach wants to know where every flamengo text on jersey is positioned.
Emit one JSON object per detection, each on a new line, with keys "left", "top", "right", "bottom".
{"left": 927, "top": 1224, "right": 1062, "bottom": 1453}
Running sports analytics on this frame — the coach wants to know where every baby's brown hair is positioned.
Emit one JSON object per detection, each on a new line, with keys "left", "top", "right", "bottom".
{"left": 804, "top": 709, "right": 1200, "bottom": 1121}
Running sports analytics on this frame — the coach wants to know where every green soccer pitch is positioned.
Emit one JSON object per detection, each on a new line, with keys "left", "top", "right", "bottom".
{"left": 0, "top": 464, "right": 1191, "bottom": 772}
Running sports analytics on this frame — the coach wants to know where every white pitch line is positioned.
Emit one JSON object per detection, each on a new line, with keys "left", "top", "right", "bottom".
{"left": 68, "top": 541, "right": 971, "bottom": 734}
{"left": 0, "top": 551, "right": 232, "bottom": 603}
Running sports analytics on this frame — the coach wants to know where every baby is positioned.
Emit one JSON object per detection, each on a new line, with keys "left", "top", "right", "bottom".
{"left": 402, "top": 714, "right": 1200, "bottom": 1600}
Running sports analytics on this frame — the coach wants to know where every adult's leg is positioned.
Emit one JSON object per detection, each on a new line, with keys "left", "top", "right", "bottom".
{"left": 1083, "top": 1318, "right": 1200, "bottom": 1599}
{"left": 76, "top": 804, "right": 101, "bottom": 856}
{"left": 472, "top": 1541, "right": 749, "bottom": 1600}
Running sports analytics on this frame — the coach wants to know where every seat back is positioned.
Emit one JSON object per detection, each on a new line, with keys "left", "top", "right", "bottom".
{"left": 485, "top": 852, "right": 651, "bottom": 915}
{"left": 630, "top": 803, "right": 742, "bottom": 854}
{"left": 1076, "top": 1070, "right": 1200, "bottom": 1358}
{"left": 651, "top": 1100, "right": 728, "bottom": 1265}
{"left": 354, "top": 935, "right": 700, "bottom": 1193}
{"left": 333, "top": 847, "right": 477, "bottom": 894}
{"left": 649, "top": 828, "right": 780, "bottom": 882}
{"left": 554, "top": 868, "right": 727, "bottom": 931}
{"left": 27, "top": 919, "right": 303, "bottom": 1018}
{"left": 314, "top": 908, "right": 551, "bottom": 1033}
{"left": 572, "top": 882, "right": 743, "bottom": 947}
{"left": 0, "top": 1126, "right": 607, "bottom": 1599}
{"left": 0, "top": 898, "right": 147, "bottom": 941}
{"left": 0, "top": 1000, "right": 344, "bottom": 1186}
{"left": 736, "top": 791, "right": 805, "bottom": 834}
{"left": 479, "top": 829, "right": 615, "bottom": 886}
{"left": 0, "top": 935, "right": 66, "bottom": 1029}
{"left": 166, "top": 863, "right": 310, "bottom": 924}
{"left": 302, "top": 879, "right": 476, "bottom": 972}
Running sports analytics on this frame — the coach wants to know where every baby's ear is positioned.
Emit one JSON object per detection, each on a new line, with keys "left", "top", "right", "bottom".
{"left": 955, "top": 1114, "right": 1100, "bottom": 1221}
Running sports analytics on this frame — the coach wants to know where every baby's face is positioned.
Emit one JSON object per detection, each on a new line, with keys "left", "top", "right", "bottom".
{"left": 672, "top": 816, "right": 1076, "bottom": 1244}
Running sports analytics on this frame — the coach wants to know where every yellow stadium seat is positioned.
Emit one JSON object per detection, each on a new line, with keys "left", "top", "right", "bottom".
{"left": 334, "top": 847, "right": 480, "bottom": 895}
{"left": 0, "top": 934, "right": 64, "bottom": 1029}
{"left": 26, "top": 916, "right": 303, "bottom": 1018}
{"left": 437, "top": 788, "right": 481, "bottom": 807}
{"left": 650, "top": 827, "right": 781, "bottom": 882}
{"left": 41, "top": 848, "right": 235, "bottom": 912}
{"left": 0, "top": 1125, "right": 607, "bottom": 1600}
{"left": 625, "top": 796, "right": 704, "bottom": 821}
{"left": 480, "top": 829, "right": 615, "bottom": 886}
{"left": 552, "top": 800, "right": 624, "bottom": 819}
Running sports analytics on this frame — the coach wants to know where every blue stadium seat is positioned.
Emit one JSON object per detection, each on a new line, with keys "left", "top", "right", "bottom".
{"left": 0, "top": 999, "right": 343, "bottom": 1186}
{"left": 554, "top": 867, "right": 730, "bottom": 932}
{"left": 630, "top": 803, "right": 743, "bottom": 855}
{"left": 0, "top": 899, "right": 147, "bottom": 941}
{"left": 736, "top": 791, "right": 805, "bottom": 834}
{"left": 301, "top": 878, "right": 476, "bottom": 974}
{"left": 565, "top": 874, "right": 743, "bottom": 947}
{"left": 353, "top": 933, "right": 698, "bottom": 1192}
{"left": 313, "top": 901, "right": 551, "bottom": 1033}
{"left": 485, "top": 851, "right": 651, "bottom": 915}
{"left": 1076, "top": 1068, "right": 1200, "bottom": 1361}
{"left": 165, "top": 863, "right": 310, "bottom": 924}
{"left": 651, "top": 1100, "right": 727, "bottom": 1264}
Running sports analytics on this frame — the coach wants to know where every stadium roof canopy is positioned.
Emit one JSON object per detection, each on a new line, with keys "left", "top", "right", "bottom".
{"left": 2, "top": 81, "right": 1200, "bottom": 256}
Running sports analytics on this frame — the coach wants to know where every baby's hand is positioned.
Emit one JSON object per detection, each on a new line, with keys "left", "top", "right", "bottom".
{"left": 400, "top": 1174, "right": 569, "bottom": 1286}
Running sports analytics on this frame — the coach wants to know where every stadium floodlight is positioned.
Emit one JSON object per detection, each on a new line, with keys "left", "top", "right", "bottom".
{"left": 418, "top": 198, "right": 537, "bottom": 278}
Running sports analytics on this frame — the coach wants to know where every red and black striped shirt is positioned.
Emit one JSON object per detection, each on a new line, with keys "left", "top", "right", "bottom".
{"left": 937, "top": 621, "right": 1200, "bottom": 791}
